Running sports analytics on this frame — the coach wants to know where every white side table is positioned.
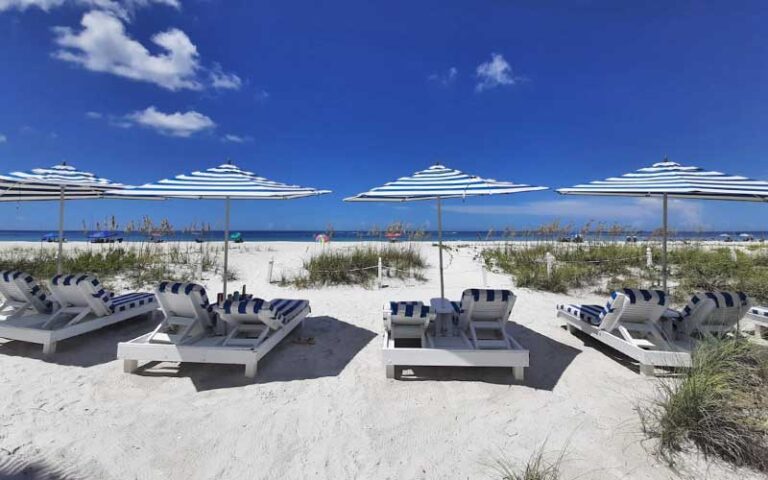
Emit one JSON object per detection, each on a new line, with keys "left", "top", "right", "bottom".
{"left": 430, "top": 297, "right": 455, "bottom": 336}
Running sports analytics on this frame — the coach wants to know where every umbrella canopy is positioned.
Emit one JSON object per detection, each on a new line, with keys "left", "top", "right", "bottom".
{"left": 346, "top": 163, "right": 547, "bottom": 298}
{"left": 557, "top": 160, "right": 768, "bottom": 291}
{"left": 0, "top": 162, "right": 126, "bottom": 273}
{"left": 111, "top": 162, "right": 331, "bottom": 296}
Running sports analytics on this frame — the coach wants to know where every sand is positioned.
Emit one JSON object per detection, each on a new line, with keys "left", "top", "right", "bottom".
{"left": 0, "top": 241, "right": 762, "bottom": 479}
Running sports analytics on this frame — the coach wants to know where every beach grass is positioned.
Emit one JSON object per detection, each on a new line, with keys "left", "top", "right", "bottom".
{"left": 0, "top": 243, "right": 218, "bottom": 290}
{"left": 282, "top": 245, "right": 426, "bottom": 287}
{"left": 483, "top": 243, "right": 768, "bottom": 303}
{"left": 639, "top": 339, "right": 768, "bottom": 472}
{"left": 489, "top": 442, "right": 565, "bottom": 480}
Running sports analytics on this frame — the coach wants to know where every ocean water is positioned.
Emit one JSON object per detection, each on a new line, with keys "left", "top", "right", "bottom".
{"left": 1, "top": 230, "right": 766, "bottom": 243}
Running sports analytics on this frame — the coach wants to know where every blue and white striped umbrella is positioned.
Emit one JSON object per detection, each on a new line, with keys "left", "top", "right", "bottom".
{"left": 0, "top": 162, "right": 127, "bottom": 274}
{"left": 557, "top": 159, "right": 768, "bottom": 291}
{"left": 112, "top": 162, "right": 331, "bottom": 296}
{"left": 557, "top": 161, "right": 768, "bottom": 201}
{"left": 345, "top": 163, "right": 546, "bottom": 202}
{"left": 114, "top": 162, "right": 330, "bottom": 200}
{"left": 0, "top": 162, "right": 124, "bottom": 201}
{"left": 345, "top": 163, "right": 547, "bottom": 298}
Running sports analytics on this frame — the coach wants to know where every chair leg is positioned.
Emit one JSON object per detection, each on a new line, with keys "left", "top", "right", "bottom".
{"left": 385, "top": 364, "right": 396, "bottom": 379}
{"left": 513, "top": 366, "right": 524, "bottom": 382}
{"left": 123, "top": 359, "right": 138, "bottom": 373}
{"left": 639, "top": 364, "right": 655, "bottom": 376}
{"left": 42, "top": 341, "right": 56, "bottom": 356}
{"left": 244, "top": 362, "right": 258, "bottom": 379}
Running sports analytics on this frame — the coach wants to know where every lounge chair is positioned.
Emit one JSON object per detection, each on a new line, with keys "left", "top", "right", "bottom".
{"left": 666, "top": 291, "right": 751, "bottom": 339}
{"left": 557, "top": 288, "right": 691, "bottom": 375}
{"left": 382, "top": 289, "right": 528, "bottom": 381}
{"left": 0, "top": 273, "right": 156, "bottom": 355}
{"left": 747, "top": 306, "right": 768, "bottom": 339}
{"left": 383, "top": 301, "right": 432, "bottom": 346}
{"left": 118, "top": 282, "right": 310, "bottom": 378}
{"left": 0, "top": 270, "right": 56, "bottom": 320}
{"left": 218, "top": 297, "right": 310, "bottom": 347}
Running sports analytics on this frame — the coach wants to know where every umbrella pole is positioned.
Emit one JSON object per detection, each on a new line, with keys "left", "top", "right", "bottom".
{"left": 662, "top": 193, "right": 668, "bottom": 293}
{"left": 57, "top": 186, "right": 64, "bottom": 275}
{"left": 437, "top": 196, "right": 444, "bottom": 299}
{"left": 223, "top": 196, "right": 231, "bottom": 298}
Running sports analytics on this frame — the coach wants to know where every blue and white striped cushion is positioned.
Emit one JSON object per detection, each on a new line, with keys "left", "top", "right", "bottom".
{"left": 465, "top": 289, "right": 513, "bottom": 303}
{"left": 157, "top": 281, "right": 212, "bottom": 312}
{"left": 390, "top": 301, "right": 430, "bottom": 319}
{"left": 750, "top": 306, "right": 768, "bottom": 318}
{"left": 682, "top": 291, "right": 749, "bottom": 318}
{"left": 110, "top": 292, "right": 155, "bottom": 313}
{"left": 269, "top": 299, "right": 310, "bottom": 322}
{"left": 0, "top": 270, "right": 54, "bottom": 313}
{"left": 557, "top": 303, "right": 604, "bottom": 326}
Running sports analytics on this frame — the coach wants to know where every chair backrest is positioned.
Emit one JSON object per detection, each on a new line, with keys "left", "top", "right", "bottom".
{"left": 598, "top": 288, "right": 668, "bottom": 332}
{"left": 155, "top": 281, "right": 214, "bottom": 327}
{"left": 458, "top": 289, "right": 516, "bottom": 324}
{"left": 51, "top": 274, "right": 113, "bottom": 317}
{"left": 0, "top": 270, "right": 54, "bottom": 313}
{"left": 680, "top": 291, "right": 751, "bottom": 335}
{"left": 388, "top": 301, "right": 431, "bottom": 325}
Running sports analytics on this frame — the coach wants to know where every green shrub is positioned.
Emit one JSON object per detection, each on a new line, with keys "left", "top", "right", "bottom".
{"left": 639, "top": 339, "right": 768, "bottom": 471}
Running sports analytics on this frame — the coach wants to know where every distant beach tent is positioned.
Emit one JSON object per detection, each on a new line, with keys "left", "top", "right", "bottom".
{"left": 110, "top": 161, "right": 331, "bottom": 296}
{"left": 0, "top": 162, "right": 126, "bottom": 274}
{"left": 557, "top": 159, "right": 768, "bottom": 291}
{"left": 345, "top": 163, "right": 547, "bottom": 298}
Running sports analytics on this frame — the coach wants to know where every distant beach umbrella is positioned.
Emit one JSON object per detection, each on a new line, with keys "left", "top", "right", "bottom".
{"left": 315, "top": 233, "right": 330, "bottom": 244}
{"left": 0, "top": 162, "right": 126, "bottom": 274}
{"left": 110, "top": 161, "right": 331, "bottom": 296}
{"left": 345, "top": 163, "right": 547, "bottom": 298}
{"left": 557, "top": 159, "right": 768, "bottom": 291}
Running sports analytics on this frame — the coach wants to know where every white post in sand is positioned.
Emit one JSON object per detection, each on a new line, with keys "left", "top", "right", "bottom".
{"left": 646, "top": 246, "right": 653, "bottom": 268}
{"left": 545, "top": 251, "right": 555, "bottom": 279}
{"left": 267, "top": 257, "right": 274, "bottom": 283}
{"left": 377, "top": 256, "right": 383, "bottom": 289}
{"left": 57, "top": 186, "right": 65, "bottom": 275}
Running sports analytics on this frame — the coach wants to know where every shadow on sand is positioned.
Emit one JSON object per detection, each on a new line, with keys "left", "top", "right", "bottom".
{"left": 397, "top": 323, "right": 581, "bottom": 390}
{"left": 0, "top": 313, "right": 160, "bottom": 368}
{"left": 132, "top": 316, "right": 377, "bottom": 391}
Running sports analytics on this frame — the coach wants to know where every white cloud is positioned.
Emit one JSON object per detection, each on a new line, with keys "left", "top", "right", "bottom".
{"left": 254, "top": 89, "right": 270, "bottom": 102}
{"left": 0, "top": 0, "right": 179, "bottom": 19}
{"left": 221, "top": 134, "right": 252, "bottom": 143}
{"left": 475, "top": 53, "right": 522, "bottom": 92}
{"left": 53, "top": 10, "right": 202, "bottom": 91}
{"left": 210, "top": 64, "right": 242, "bottom": 90}
{"left": 127, "top": 106, "right": 215, "bottom": 137}
{"left": 428, "top": 67, "right": 457, "bottom": 86}
{"left": 85, "top": 111, "right": 102, "bottom": 119}
{"left": 0, "top": 134, "right": 6, "bottom": 143}
{"left": 443, "top": 197, "right": 705, "bottom": 229}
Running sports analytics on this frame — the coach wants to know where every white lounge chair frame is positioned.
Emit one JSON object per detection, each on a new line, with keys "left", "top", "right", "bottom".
{"left": 747, "top": 306, "right": 768, "bottom": 340}
{"left": 382, "top": 289, "right": 529, "bottom": 381}
{"left": 118, "top": 282, "right": 309, "bottom": 378}
{"left": 558, "top": 288, "right": 692, "bottom": 376}
{"left": 0, "top": 273, "right": 156, "bottom": 355}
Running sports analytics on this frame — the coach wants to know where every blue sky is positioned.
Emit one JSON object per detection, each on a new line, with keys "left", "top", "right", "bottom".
{"left": 1, "top": 1, "right": 767, "bottom": 232}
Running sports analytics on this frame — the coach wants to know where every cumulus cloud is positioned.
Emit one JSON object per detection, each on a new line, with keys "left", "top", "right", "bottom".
{"left": 0, "top": 0, "right": 179, "bottom": 19}
{"left": 221, "top": 134, "right": 252, "bottom": 143}
{"left": 53, "top": 10, "right": 203, "bottom": 91}
{"left": 428, "top": 67, "right": 457, "bottom": 86}
{"left": 475, "top": 53, "right": 522, "bottom": 92}
{"left": 0, "top": 133, "right": 6, "bottom": 143}
{"left": 85, "top": 111, "right": 102, "bottom": 119}
{"left": 210, "top": 64, "right": 242, "bottom": 90}
{"left": 126, "top": 106, "right": 215, "bottom": 137}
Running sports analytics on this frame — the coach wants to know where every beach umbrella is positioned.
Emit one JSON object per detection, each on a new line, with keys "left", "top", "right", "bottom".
{"left": 557, "top": 159, "right": 768, "bottom": 291}
{"left": 0, "top": 162, "right": 126, "bottom": 274}
{"left": 345, "top": 163, "right": 547, "bottom": 299}
{"left": 110, "top": 161, "right": 331, "bottom": 296}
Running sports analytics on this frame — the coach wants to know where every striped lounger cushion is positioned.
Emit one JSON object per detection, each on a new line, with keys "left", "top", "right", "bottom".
{"left": 0, "top": 270, "right": 54, "bottom": 313}
{"left": 682, "top": 291, "right": 750, "bottom": 318}
{"left": 110, "top": 292, "right": 156, "bottom": 313}
{"left": 269, "top": 299, "right": 310, "bottom": 322}
{"left": 559, "top": 288, "right": 667, "bottom": 327}
{"left": 389, "top": 301, "right": 431, "bottom": 320}
{"left": 221, "top": 297, "right": 309, "bottom": 323}
{"left": 157, "top": 281, "right": 214, "bottom": 313}
{"left": 750, "top": 306, "right": 768, "bottom": 318}
{"left": 463, "top": 289, "right": 513, "bottom": 303}
{"left": 557, "top": 304, "right": 604, "bottom": 326}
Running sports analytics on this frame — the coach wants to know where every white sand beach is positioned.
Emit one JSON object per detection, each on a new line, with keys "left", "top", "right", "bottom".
{"left": 0, "top": 241, "right": 763, "bottom": 479}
